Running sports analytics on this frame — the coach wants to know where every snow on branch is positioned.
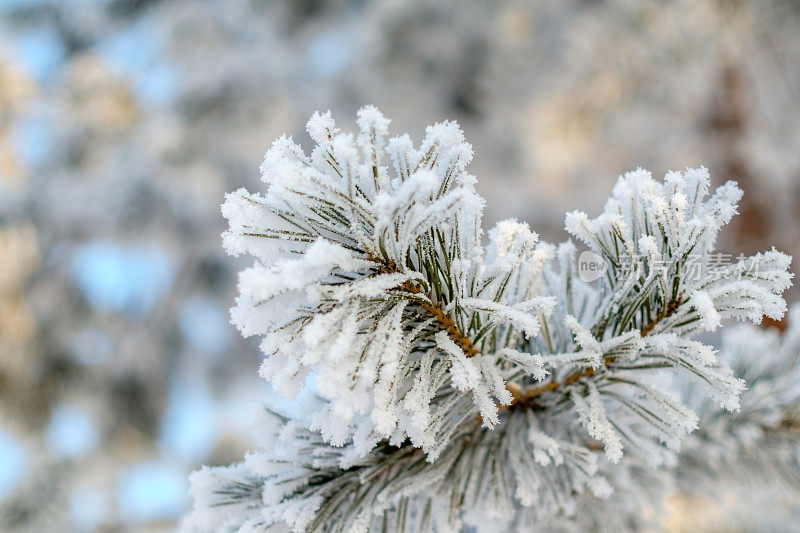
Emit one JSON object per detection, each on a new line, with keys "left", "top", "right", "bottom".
{"left": 220, "top": 106, "right": 555, "bottom": 455}
{"left": 184, "top": 109, "right": 795, "bottom": 533}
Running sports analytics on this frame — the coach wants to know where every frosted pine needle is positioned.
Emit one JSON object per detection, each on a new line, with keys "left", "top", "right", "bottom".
{"left": 184, "top": 108, "right": 795, "bottom": 533}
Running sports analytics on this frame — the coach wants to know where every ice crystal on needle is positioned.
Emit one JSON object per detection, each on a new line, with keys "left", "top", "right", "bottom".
{"left": 221, "top": 106, "right": 553, "bottom": 453}
{"left": 184, "top": 108, "right": 795, "bottom": 532}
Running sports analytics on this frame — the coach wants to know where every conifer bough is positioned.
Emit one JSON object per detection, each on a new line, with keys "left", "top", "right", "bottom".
{"left": 183, "top": 107, "right": 796, "bottom": 532}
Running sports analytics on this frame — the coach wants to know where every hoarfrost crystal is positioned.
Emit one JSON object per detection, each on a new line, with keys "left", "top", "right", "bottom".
{"left": 183, "top": 108, "right": 796, "bottom": 533}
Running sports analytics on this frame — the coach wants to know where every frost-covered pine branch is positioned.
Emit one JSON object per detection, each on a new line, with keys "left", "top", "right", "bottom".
{"left": 182, "top": 108, "right": 794, "bottom": 532}
{"left": 678, "top": 306, "right": 800, "bottom": 494}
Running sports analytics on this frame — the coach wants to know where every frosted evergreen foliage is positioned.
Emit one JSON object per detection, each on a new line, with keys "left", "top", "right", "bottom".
{"left": 184, "top": 108, "right": 795, "bottom": 532}
{"left": 678, "top": 307, "right": 800, "bottom": 494}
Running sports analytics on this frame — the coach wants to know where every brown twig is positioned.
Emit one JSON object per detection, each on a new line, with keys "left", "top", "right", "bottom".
{"left": 376, "top": 259, "right": 480, "bottom": 357}
{"left": 503, "top": 295, "right": 684, "bottom": 410}
{"left": 376, "top": 245, "right": 685, "bottom": 421}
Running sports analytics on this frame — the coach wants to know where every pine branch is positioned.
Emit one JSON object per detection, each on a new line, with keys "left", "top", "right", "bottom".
{"left": 379, "top": 260, "right": 479, "bottom": 357}
{"left": 678, "top": 309, "right": 800, "bottom": 495}
{"left": 506, "top": 293, "right": 685, "bottom": 409}
{"left": 187, "top": 108, "right": 796, "bottom": 533}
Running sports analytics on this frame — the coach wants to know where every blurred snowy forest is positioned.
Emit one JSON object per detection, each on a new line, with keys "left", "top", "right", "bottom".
{"left": 0, "top": 0, "right": 798, "bottom": 531}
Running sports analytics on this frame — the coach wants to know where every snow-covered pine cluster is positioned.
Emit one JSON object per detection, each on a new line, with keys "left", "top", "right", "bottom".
{"left": 677, "top": 305, "right": 800, "bottom": 496}
{"left": 182, "top": 108, "right": 796, "bottom": 532}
